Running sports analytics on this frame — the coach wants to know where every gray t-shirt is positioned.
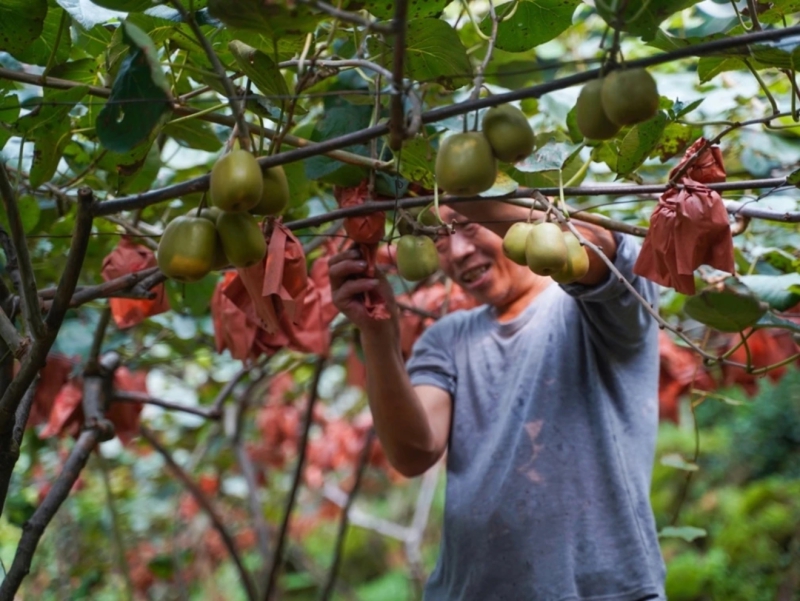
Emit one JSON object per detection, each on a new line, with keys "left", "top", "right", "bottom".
{"left": 407, "top": 233, "right": 666, "bottom": 601}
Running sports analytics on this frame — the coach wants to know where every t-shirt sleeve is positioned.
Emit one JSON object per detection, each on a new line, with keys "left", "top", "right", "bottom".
{"left": 559, "top": 232, "right": 659, "bottom": 354}
{"left": 405, "top": 318, "right": 458, "bottom": 396}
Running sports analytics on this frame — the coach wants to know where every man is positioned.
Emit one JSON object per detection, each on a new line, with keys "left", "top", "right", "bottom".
{"left": 328, "top": 199, "right": 666, "bottom": 601}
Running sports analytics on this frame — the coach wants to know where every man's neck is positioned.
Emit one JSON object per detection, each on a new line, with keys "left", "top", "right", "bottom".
{"left": 494, "top": 275, "right": 553, "bottom": 323}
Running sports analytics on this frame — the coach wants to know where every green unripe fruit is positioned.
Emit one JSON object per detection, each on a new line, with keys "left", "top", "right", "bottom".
{"left": 600, "top": 68, "right": 660, "bottom": 126}
{"left": 435, "top": 132, "right": 497, "bottom": 196}
{"left": 502, "top": 222, "right": 535, "bottom": 266}
{"left": 525, "top": 222, "right": 568, "bottom": 276}
{"left": 396, "top": 235, "right": 440, "bottom": 281}
{"left": 193, "top": 207, "right": 228, "bottom": 270}
{"left": 210, "top": 149, "right": 263, "bottom": 212}
{"left": 215, "top": 211, "right": 267, "bottom": 268}
{"left": 481, "top": 104, "right": 535, "bottom": 163}
{"left": 157, "top": 216, "right": 217, "bottom": 283}
{"left": 576, "top": 79, "right": 621, "bottom": 141}
{"left": 250, "top": 165, "right": 290, "bottom": 216}
{"left": 550, "top": 231, "right": 590, "bottom": 284}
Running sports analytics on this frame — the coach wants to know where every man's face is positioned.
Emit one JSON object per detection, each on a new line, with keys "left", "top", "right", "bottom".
{"left": 433, "top": 206, "right": 533, "bottom": 308}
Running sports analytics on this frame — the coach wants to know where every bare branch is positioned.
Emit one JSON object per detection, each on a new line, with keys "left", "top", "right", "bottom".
{"left": 389, "top": 0, "right": 409, "bottom": 150}
{"left": 0, "top": 428, "right": 101, "bottom": 601}
{"left": 0, "top": 162, "right": 45, "bottom": 340}
{"left": 140, "top": 425, "right": 258, "bottom": 601}
{"left": 113, "top": 391, "right": 221, "bottom": 420}
{"left": 320, "top": 429, "right": 375, "bottom": 601}
{"left": 264, "top": 355, "right": 327, "bottom": 601}
{"left": 0, "top": 306, "right": 25, "bottom": 360}
{"left": 470, "top": 0, "right": 498, "bottom": 102}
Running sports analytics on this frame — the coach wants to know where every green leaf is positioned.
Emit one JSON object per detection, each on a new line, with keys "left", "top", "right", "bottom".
{"left": 370, "top": 19, "right": 472, "bottom": 90}
{"left": 658, "top": 526, "right": 707, "bottom": 542}
{"left": 16, "top": 85, "right": 89, "bottom": 138}
{"left": 96, "top": 20, "right": 172, "bottom": 153}
{"left": 207, "top": 0, "right": 323, "bottom": 37}
{"left": 479, "top": 171, "right": 519, "bottom": 197}
{"left": 29, "top": 119, "right": 71, "bottom": 187}
{"left": 166, "top": 273, "right": 218, "bottom": 317}
{"left": 787, "top": 167, "right": 800, "bottom": 187}
{"left": 684, "top": 280, "right": 768, "bottom": 333}
{"left": 100, "top": 137, "right": 160, "bottom": 194}
{"left": 616, "top": 111, "right": 668, "bottom": 176}
{"left": 397, "top": 137, "right": 436, "bottom": 190}
{"left": 0, "top": 95, "right": 20, "bottom": 147}
{"left": 365, "top": 0, "right": 448, "bottom": 19}
{"left": 697, "top": 56, "right": 744, "bottom": 83}
{"left": 653, "top": 122, "right": 696, "bottom": 162}
{"left": 739, "top": 273, "right": 800, "bottom": 312}
{"left": 480, "top": 0, "right": 580, "bottom": 53}
{"left": 163, "top": 118, "right": 222, "bottom": 153}
{"left": 16, "top": 195, "right": 41, "bottom": 234}
{"left": 753, "top": 312, "right": 800, "bottom": 336}
{"left": 13, "top": 6, "right": 71, "bottom": 67}
{"left": 48, "top": 58, "right": 101, "bottom": 84}
{"left": 0, "top": 0, "right": 48, "bottom": 56}
{"left": 88, "top": 0, "right": 154, "bottom": 11}
{"left": 228, "top": 40, "right": 292, "bottom": 110}
{"left": 304, "top": 104, "right": 371, "bottom": 185}
{"left": 660, "top": 453, "right": 699, "bottom": 471}
{"left": 596, "top": 0, "right": 702, "bottom": 41}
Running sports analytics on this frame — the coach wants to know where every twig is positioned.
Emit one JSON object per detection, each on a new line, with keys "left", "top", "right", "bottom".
{"left": 745, "top": 0, "right": 763, "bottom": 31}
{"left": 12, "top": 379, "right": 37, "bottom": 449}
{"left": 264, "top": 355, "right": 327, "bottom": 601}
{"left": 0, "top": 428, "right": 101, "bottom": 601}
{"left": 96, "top": 452, "right": 135, "bottom": 601}
{"left": 113, "top": 391, "right": 221, "bottom": 420}
{"left": 140, "top": 425, "right": 258, "bottom": 601}
{"left": 0, "top": 162, "right": 45, "bottom": 340}
{"left": 297, "top": 0, "right": 395, "bottom": 34}
{"left": 388, "top": 0, "right": 409, "bottom": 150}
{"left": 280, "top": 58, "right": 394, "bottom": 81}
{"left": 469, "top": 0, "right": 498, "bottom": 102}
{"left": 212, "top": 363, "right": 257, "bottom": 414}
{"left": 169, "top": 0, "right": 250, "bottom": 144}
{"left": 319, "top": 429, "right": 375, "bottom": 601}
{"left": 0, "top": 306, "right": 25, "bottom": 360}
{"left": 89, "top": 307, "right": 112, "bottom": 363}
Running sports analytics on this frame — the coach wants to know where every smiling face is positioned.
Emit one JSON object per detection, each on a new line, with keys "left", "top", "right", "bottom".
{"left": 433, "top": 206, "right": 543, "bottom": 316}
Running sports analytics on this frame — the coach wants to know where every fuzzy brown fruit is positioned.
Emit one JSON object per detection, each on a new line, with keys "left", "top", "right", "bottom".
{"left": 550, "top": 231, "right": 590, "bottom": 284}
{"left": 481, "top": 104, "right": 535, "bottom": 163}
{"left": 215, "top": 211, "right": 267, "bottom": 268}
{"left": 525, "top": 222, "right": 568, "bottom": 276}
{"left": 600, "top": 68, "right": 659, "bottom": 127}
{"left": 194, "top": 207, "right": 228, "bottom": 270}
{"left": 157, "top": 215, "right": 217, "bottom": 283}
{"left": 396, "top": 235, "right": 440, "bottom": 281}
{"left": 209, "top": 149, "right": 263, "bottom": 212}
{"left": 502, "top": 222, "right": 535, "bottom": 266}
{"left": 250, "top": 165, "right": 290, "bottom": 216}
{"left": 576, "top": 79, "right": 621, "bottom": 141}
{"left": 435, "top": 132, "right": 497, "bottom": 196}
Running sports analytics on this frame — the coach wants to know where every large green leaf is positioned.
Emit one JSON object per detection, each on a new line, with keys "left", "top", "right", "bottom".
{"left": 14, "top": 5, "right": 71, "bottom": 67}
{"left": 739, "top": 273, "right": 800, "bottom": 312}
{"left": 616, "top": 111, "right": 668, "bottom": 176}
{"left": 163, "top": 119, "right": 222, "bottom": 153}
{"left": 207, "top": 0, "right": 323, "bottom": 37}
{"left": 479, "top": 0, "right": 580, "bottom": 53}
{"left": 30, "top": 119, "right": 71, "bottom": 187}
{"left": 48, "top": 58, "right": 101, "bottom": 85}
{"left": 96, "top": 20, "right": 172, "bottom": 153}
{"left": 305, "top": 104, "right": 371, "bottom": 186}
{"left": 397, "top": 137, "right": 437, "bottom": 190}
{"left": 753, "top": 313, "right": 800, "bottom": 336}
{"left": 16, "top": 85, "right": 89, "bottom": 138}
{"left": 228, "top": 40, "right": 292, "bottom": 110}
{"left": 0, "top": 0, "right": 48, "bottom": 56}
{"left": 370, "top": 18, "right": 472, "bottom": 90}
{"left": 365, "top": 0, "right": 448, "bottom": 19}
{"left": 684, "top": 280, "right": 768, "bottom": 333}
{"left": 596, "top": 0, "right": 702, "bottom": 41}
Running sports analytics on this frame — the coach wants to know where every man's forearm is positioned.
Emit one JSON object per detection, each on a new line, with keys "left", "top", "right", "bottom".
{"left": 360, "top": 329, "right": 443, "bottom": 475}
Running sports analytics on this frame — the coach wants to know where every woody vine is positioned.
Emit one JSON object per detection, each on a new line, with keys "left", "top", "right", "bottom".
{"left": 0, "top": 1, "right": 799, "bottom": 600}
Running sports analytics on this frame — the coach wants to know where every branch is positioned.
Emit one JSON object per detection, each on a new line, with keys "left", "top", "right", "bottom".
{"left": 139, "top": 425, "right": 258, "bottom": 601}
{"left": 113, "top": 391, "right": 221, "bottom": 420}
{"left": 319, "top": 429, "right": 375, "bottom": 601}
{"left": 0, "top": 162, "right": 45, "bottom": 340}
{"left": 0, "top": 306, "right": 26, "bottom": 360}
{"left": 45, "top": 188, "right": 94, "bottom": 331}
{"left": 469, "top": 0, "right": 498, "bottom": 102}
{"left": 388, "top": 0, "right": 409, "bottom": 150}
{"left": 0, "top": 428, "right": 101, "bottom": 601}
{"left": 169, "top": 0, "right": 249, "bottom": 143}
{"left": 297, "top": 0, "right": 395, "bottom": 34}
{"left": 264, "top": 355, "right": 327, "bottom": 601}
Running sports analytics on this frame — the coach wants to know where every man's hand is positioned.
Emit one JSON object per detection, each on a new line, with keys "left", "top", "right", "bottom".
{"left": 328, "top": 248, "right": 399, "bottom": 334}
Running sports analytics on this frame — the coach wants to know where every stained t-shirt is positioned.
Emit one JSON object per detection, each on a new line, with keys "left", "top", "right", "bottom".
{"left": 407, "top": 233, "right": 666, "bottom": 601}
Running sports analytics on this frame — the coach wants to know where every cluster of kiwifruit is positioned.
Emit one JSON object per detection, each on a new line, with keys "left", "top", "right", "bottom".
{"left": 392, "top": 104, "right": 536, "bottom": 282}
{"left": 502, "top": 220, "right": 590, "bottom": 284}
{"left": 575, "top": 67, "right": 660, "bottom": 141}
{"left": 157, "top": 148, "right": 290, "bottom": 283}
